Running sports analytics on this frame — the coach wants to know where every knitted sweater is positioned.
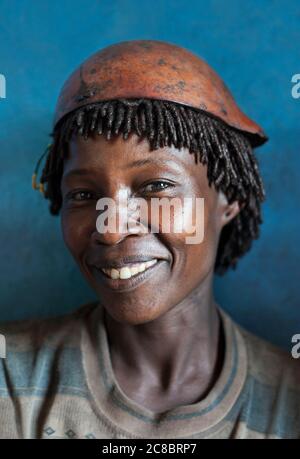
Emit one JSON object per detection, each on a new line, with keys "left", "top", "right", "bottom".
{"left": 0, "top": 302, "right": 299, "bottom": 439}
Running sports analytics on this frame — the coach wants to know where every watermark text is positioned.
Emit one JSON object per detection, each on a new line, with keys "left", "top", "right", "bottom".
{"left": 0, "top": 74, "right": 6, "bottom": 99}
{"left": 95, "top": 191, "right": 205, "bottom": 245}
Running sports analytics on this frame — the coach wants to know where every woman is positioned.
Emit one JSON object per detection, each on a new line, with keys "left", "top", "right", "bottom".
{"left": 1, "top": 40, "right": 299, "bottom": 439}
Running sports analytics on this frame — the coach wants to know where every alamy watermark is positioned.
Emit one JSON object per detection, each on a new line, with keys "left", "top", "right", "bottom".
{"left": 0, "top": 74, "right": 7, "bottom": 354}
{"left": 95, "top": 190, "right": 205, "bottom": 244}
{"left": 291, "top": 74, "right": 300, "bottom": 99}
{"left": 0, "top": 74, "right": 6, "bottom": 99}
{"left": 291, "top": 334, "right": 300, "bottom": 359}
{"left": 0, "top": 334, "right": 6, "bottom": 358}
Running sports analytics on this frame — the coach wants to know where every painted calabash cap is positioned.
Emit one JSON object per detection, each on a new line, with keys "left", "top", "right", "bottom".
{"left": 54, "top": 40, "right": 268, "bottom": 147}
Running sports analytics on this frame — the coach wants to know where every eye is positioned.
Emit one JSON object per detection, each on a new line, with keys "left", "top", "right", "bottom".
{"left": 141, "top": 180, "right": 175, "bottom": 194}
{"left": 66, "top": 190, "right": 96, "bottom": 201}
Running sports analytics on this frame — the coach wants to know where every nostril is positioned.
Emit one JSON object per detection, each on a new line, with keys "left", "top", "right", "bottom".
{"left": 91, "top": 230, "right": 106, "bottom": 245}
{"left": 91, "top": 229, "right": 140, "bottom": 247}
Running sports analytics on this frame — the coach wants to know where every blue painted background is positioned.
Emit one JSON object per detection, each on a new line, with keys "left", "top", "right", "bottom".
{"left": 0, "top": 0, "right": 299, "bottom": 349}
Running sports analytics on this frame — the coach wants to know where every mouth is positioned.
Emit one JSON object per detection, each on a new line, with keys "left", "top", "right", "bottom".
{"left": 101, "top": 258, "right": 158, "bottom": 279}
{"left": 90, "top": 258, "right": 166, "bottom": 292}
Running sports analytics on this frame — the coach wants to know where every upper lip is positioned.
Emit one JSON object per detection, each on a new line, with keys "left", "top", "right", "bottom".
{"left": 89, "top": 254, "right": 167, "bottom": 270}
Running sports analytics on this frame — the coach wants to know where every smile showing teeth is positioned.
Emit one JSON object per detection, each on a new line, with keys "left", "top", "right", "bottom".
{"left": 101, "top": 259, "right": 158, "bottom": 280}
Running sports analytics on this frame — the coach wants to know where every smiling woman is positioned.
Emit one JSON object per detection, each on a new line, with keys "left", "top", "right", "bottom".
{"left": 1, "top": 40, "right": 300, "bottom": 439}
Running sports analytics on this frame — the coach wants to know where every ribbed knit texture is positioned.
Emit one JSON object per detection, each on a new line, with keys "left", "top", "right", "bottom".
{"left": 0, "top": 302, "right": 299, "bottom": 439}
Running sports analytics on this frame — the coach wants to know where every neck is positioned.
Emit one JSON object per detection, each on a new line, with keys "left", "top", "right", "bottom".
{"left": 103, "top": 272, "right": 223, "bottom": 407}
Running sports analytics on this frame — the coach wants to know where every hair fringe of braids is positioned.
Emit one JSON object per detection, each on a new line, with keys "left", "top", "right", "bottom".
{"left": 38, "top": 98, "right": 265, "bottom": 274}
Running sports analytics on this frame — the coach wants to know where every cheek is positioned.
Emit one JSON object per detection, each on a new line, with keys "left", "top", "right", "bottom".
{"left": 158, "top": 196, "right": 220, "bottom": 281}
{"left": 60, "top": 210, "right": 92, "bottom": 259}
{"left": 158, "top": 195, "right": 218, "bottom": 245}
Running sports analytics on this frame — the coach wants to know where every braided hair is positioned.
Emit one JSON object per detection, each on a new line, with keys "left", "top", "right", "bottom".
{"left": 37, "top": 98, "right": 265, "bottom": 274}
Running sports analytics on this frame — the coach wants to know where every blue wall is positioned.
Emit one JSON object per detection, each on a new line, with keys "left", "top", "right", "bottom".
{"left": 0, "top": 0, "right": 299, "bottom": 349}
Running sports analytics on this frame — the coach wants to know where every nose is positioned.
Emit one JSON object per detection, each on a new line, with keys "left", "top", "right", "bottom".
{"left": 91, "top": 229, "right": 134, "bottom": 246}
{"left": 90, "top": 192, "right": 146, "bottom": 246}
{"left": 91, "top": 220, "right": 139, "bottom": 246}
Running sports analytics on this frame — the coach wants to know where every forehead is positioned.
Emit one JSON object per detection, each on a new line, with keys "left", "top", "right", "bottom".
{"left": 63, "top": 132, "right": 205, "bottom": 179}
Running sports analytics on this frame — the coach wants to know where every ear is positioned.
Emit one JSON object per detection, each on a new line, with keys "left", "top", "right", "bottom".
{"left": 218, "top": 192, "right": 243, "bottom": 228}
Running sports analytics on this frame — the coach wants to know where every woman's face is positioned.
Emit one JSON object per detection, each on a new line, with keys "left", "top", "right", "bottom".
{"left": 60, "top": 133, "right": 238, "bottom": 324}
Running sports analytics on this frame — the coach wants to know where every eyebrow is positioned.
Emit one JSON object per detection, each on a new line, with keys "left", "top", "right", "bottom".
{"left": 62, "top": 157, "right": 183, "bottom": 181}
{"left": 62, "top": 168, "right": 94, "bottom": 180}
{"left": 123, "top": 157, "right": 182, "bottom": 170}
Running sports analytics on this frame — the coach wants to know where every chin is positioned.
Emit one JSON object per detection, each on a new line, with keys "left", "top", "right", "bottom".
{"left": 102, "top": 299, "right": 168, "bottom": 325}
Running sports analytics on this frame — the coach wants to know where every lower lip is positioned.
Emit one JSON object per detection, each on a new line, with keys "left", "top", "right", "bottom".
{"left": 90, "top": 260, "right": 166, "bottom": 292}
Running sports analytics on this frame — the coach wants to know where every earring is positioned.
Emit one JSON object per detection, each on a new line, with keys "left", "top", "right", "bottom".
{"left": 31, "top": 143, "right": 52, "bottom": 196}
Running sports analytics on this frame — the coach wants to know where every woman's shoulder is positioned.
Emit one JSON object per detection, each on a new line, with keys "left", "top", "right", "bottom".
{"left": 235, "top": 321, "right": 300, "bottom": 390}
{"left": 0, "top": 301, "right": 98, "bottom": 352}
{"left": 228, "top": 320, "right": 300, "bottom": 438}
{"left": 0, "top": 302, "right": 98, "bottom": 418}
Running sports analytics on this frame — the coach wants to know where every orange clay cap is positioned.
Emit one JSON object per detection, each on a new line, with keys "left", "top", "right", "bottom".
{"left": 54, "top": 40, "right": 268, "bottom": 147}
